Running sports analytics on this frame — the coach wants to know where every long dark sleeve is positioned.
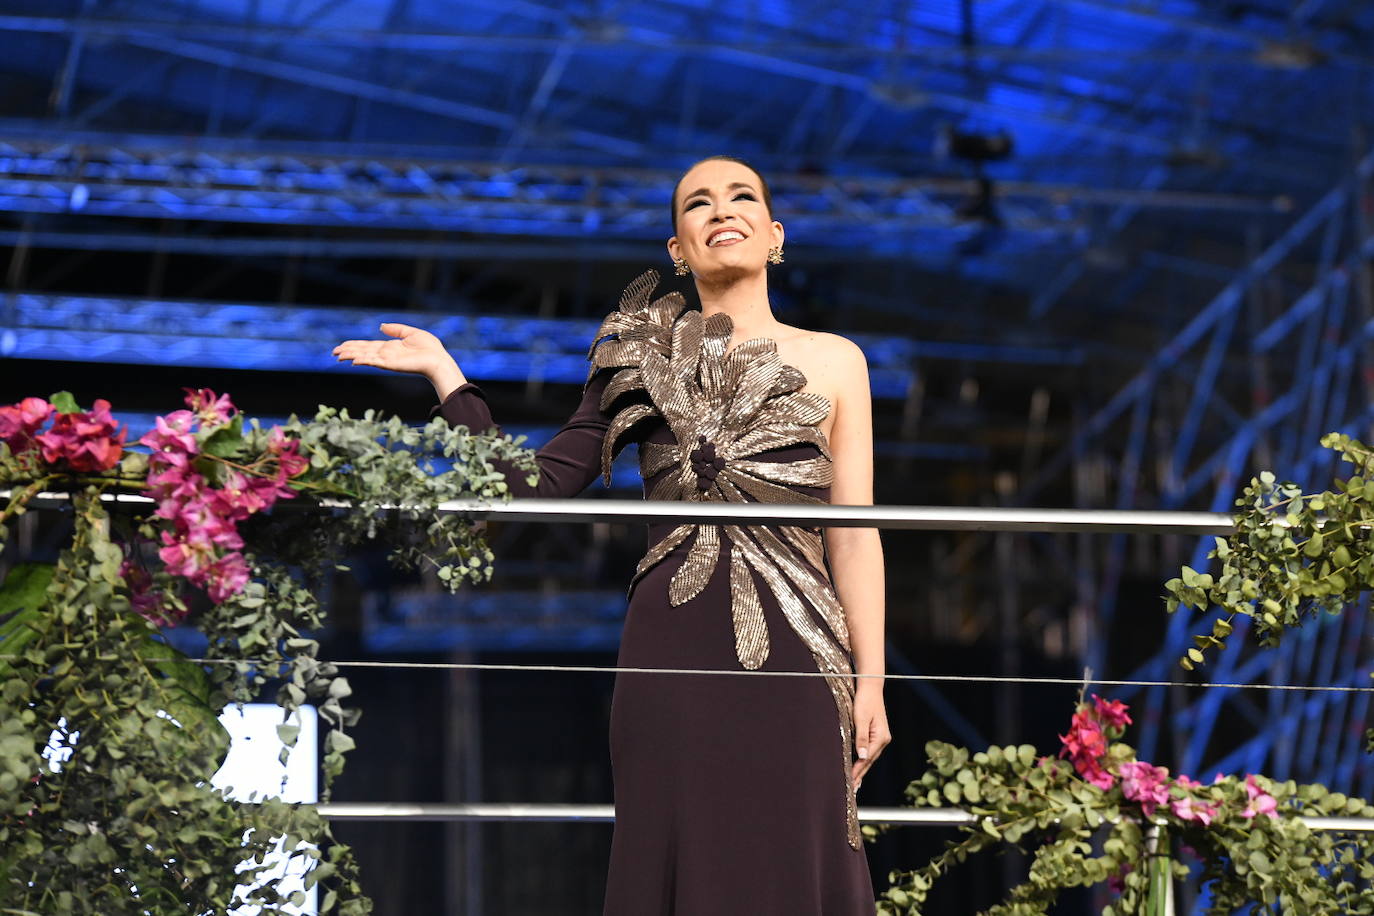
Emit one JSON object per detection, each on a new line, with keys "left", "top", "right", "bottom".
{"left": 433, "top": 372, "right": 615, "bottom": 498}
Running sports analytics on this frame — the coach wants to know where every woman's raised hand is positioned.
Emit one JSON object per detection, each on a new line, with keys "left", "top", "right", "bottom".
{"left": 333, "top": 322, "right": 466, "bottom": 399}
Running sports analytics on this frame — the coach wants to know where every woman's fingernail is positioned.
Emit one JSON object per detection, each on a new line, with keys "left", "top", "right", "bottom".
{"left": 858, "top": 747, "right": 869, "bottom": 760}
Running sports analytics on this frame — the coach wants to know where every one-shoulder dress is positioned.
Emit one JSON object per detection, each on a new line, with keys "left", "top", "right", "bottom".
{"left": 436, "top": 272, "right": 876, "bottom": 915}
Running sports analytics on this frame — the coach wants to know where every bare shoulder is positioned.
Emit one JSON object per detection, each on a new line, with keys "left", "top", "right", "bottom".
{"left": 777, "top": 328, "right": 867, "bottom": 374}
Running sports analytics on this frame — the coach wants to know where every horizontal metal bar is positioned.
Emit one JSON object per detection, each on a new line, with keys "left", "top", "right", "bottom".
{"left": 13, "top": 491, "right": 1235, "bottom": 533}
{"left": 314, "top": 802, "right": 1374, "bottom": 831}
{"left": 313, "top": 803, "right": 975, "bottom": 825}
{"left": 431, "top": 500, "right": 1235, "bottom": 534}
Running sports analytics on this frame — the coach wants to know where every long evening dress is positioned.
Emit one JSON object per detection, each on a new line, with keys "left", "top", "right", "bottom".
{"left": 436, "top": 272, "right": 875, "bottom": 915}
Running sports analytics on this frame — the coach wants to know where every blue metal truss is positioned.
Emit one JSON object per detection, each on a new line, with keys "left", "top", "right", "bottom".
{"left": 0, "top": 134, "right": 1282, "bottom": 254}
{"left": 1018, "top": 147, "right": 1374, "bottom": 798}
{"left": 0, "top": 290, "right": 1088, "bottom": 397}
{"left": 0, "top": 0, "right": 1366, "bottom": 285}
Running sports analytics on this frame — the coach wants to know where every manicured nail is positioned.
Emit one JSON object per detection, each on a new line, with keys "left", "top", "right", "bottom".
{"left": 858, "top": 747, "right": 869, "bottom": 760}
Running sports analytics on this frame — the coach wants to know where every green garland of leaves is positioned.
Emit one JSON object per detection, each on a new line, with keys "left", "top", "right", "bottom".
{"left": 1164, "top": 432, "right": 1374, "bottom": 747}
{"left": 878, "top": 740, "right": 1374, "bottom": 915}
{"left": 0, "top": 402, "right": 535, "bottom": 914}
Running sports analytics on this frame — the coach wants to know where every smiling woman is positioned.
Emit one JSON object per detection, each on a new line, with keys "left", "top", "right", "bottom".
{"left": 333, "top": 156, "right": 887, "bottom": 916}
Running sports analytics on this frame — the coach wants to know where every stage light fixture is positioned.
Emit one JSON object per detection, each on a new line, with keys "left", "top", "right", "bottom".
{"left": 936, "top": 124, "right": 1015, "bottom": 164}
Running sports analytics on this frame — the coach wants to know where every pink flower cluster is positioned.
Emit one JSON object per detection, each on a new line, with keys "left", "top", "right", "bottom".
{"left": 0, "top": 397, "right": 53, "bottom": 455}
{"left": 1059, "top": 705, "right": 1115, "bottom": 790}
{"left": 1058, "top": 695, "right": 1275, "bottom": 828}
{"left": 1242, "top": 775, "right": 1278, "bottom": 819}
{"left": 1058, "top": 694, "right": 1128, "bottom": 790}
{"left": 137, "top": 388, "right": 306, "bottom": 611}
{"left": 1, "top": 396, "right": 127, "bottom": 472}
{"left": 1119, "top": 761, "right": 1172, "bottom": 817}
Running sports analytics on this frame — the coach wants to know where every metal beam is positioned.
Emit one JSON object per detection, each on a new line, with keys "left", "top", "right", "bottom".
{"left": 18, "top": 489, "right": 1234, "bottom": 533}
{"left": 0, "top": 16, "right": 1340, "bottom": 66}
{"left": 3, "top": 11, "right": 1333, "bottom": 165}
{"left": 316, "top": 801, "right": 1374, "bottom": 830}
{"left": 1, "top": 291, "right": 1080, "bottom": 394}
{"left": 1020, "top": 150, "right": 1374, "bottom": 502}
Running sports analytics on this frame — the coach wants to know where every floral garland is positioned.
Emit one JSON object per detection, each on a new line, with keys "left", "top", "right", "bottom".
{"left": 878, "top": 693, "right": 1374, "bottom": 915}
{"left": 0, "top": 389, "right": 535, "bottom": 914}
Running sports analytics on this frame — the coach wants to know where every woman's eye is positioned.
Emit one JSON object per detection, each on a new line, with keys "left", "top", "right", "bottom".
{"left": 734, "top": 193, "right": 756, "bottom": 201}
{"left": 685, "top": 199, "right": 706, "bottom": 210}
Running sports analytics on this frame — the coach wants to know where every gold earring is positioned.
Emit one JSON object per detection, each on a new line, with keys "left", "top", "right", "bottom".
{"left": 767, "top": 246, "right": 784, "bottom": 265}
{"left": 673, "top": 256, "right": 690, "bottom": 277}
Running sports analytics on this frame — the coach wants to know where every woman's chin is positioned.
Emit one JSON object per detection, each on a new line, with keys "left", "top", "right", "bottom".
{"left": 692, "top": 258, "right": 763, "bottom": 284}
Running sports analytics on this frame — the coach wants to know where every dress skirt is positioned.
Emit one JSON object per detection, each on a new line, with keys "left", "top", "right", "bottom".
{"left": 603, "top": 532, "right": 875, "bottom": 915}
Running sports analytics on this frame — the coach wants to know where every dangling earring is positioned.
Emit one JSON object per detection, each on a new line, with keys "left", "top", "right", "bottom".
{"left": 673, "top": 256, "right": 691, "bottom": 277}
{"left": 767, "top": 246, "right": 785, "bottom": 265}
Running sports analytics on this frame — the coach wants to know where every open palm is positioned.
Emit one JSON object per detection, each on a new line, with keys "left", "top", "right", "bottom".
{"left": 333, "top": 322, "right": 447, "bottom": 377}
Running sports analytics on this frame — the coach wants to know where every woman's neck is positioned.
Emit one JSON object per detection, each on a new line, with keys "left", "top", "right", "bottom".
{"left": 696, "top": 270, "right": 779, "bottom": 340}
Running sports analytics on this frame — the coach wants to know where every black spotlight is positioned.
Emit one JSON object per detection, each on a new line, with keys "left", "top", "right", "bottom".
{"left": 937, "top": 124, "right": 1015, "bottom": 163}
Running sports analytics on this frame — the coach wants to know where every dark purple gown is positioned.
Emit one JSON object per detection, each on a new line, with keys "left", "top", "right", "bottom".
{"left": 437, "top": 274, "right": 875, "bottom": 915}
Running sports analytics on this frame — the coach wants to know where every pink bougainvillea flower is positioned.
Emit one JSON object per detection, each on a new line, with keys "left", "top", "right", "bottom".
{"left": 1081, "top": 761, "right": 1117, "bottom": 791}
{"left": 1171, "top": 794, "right": 1218, "bottom": 826}
{"left": 138, "top": 392, "right": 305, "bottom": 608}
{"left": 0, "top": 397, "right": 53, "bottom": 452}
{"left": 1059, "top": 708, "right": 1117, "bottom": 790}
{"left": 184, "top": 387, "right": 236, "bottom": 428}
{"left": 1170, "top": 779, "right": 1219, "bottom": 825}
{"left": 140, "top": 413, "right": 199, "bottom": 459}
{"left": 1119, "top": 761, "right": 1172, "bottom": 818}
{"left": 174, "top": 496, "right": 245, "bottom": 551}
{"left": 1092, "top": 695, "right": 1132, "bottom": 733}
{"left": 35, "top": 399, "right": 127, "bottom": 472}
{"left": 1242, "top": 775, "right": 1279, "bottom": 819}
{"left": 204, "top": 552, "right": 251, "bottom": 604}
{"left": 266, "top": 426, "right": 309, "bottom": 479}
{"left": 158, "top": 528, "right": 214, "bottom": 579}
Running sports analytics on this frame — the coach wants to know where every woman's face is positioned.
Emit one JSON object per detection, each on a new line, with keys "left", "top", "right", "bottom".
{"left": 668, "top": 159, "right": 783, "bottom": 281}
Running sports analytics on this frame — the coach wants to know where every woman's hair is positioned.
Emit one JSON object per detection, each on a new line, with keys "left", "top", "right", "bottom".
{"left": 670, "top": 155, "right": 774, "bottom": 229}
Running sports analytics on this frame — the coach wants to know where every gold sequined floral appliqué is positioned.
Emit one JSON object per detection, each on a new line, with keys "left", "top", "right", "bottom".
{"left": 588, "top": 270, "right": 862, "bottom": 849}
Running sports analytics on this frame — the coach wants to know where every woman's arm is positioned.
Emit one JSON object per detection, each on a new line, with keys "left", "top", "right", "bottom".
{"left": 334, "top": 322, "right": 614, "bottom": 499}
{"left": 823, "top": 337, "right": 891, "bottom": 789}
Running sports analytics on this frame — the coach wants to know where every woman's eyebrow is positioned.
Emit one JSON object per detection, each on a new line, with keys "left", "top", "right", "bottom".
{"left": 682, "top": 181, "right": 757, "bottom": 202}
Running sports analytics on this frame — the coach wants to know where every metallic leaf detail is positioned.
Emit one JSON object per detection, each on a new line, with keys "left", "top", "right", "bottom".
{"left": 729, "top": 456, "right": 834, "bottom": 488}
{"left": 600, "top": 402, "right": 655, "bottom": 484}
{"left": 729, "top": 547, "right": 769, "bottom": 670}
{"left": 669, "top": 525, "right": 720, "bottom": 606}
{"left": 781, "top": 525, "right": 828, "bottom": 577}
{"left": 638, "top": 442, "right": 681, "bottom": 479}
{"left": 725, "top": 467, "right": 826, "bottom": 506}
{"left": 629, "top": 524, "right": 694, "bottom": 593}
{"left": 600, "top": 368, "right": 645, "bottom": 410}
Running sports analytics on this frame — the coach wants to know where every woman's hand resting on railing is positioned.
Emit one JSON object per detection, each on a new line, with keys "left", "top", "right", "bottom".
{"left": 333, "top": 322, "right": 467, "bottom": 401}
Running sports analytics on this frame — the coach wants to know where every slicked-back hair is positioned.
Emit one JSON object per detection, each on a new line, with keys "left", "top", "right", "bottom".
{"left": 670, "top": 156, "right": 775, "bottom": 229}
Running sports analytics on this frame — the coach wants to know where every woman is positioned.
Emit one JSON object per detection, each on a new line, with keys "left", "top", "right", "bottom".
{"left": 334, "top": 156, "right": 890, "bottom": 914}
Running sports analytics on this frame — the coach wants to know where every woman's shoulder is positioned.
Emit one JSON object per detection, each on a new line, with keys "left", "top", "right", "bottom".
{"left": 777, "top": 327, "right": 868, "bottom": 373}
